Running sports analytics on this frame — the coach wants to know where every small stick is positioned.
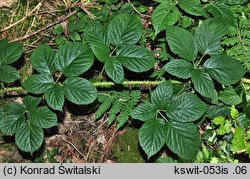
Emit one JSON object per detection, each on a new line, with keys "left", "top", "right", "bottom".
{"left": 0, "top": 0, "right": 45, "bottom": 32}
{"left": 10, "top": 10, "right": 77, "bottom": 42}
{"left": 127, "top": 0, "right": 150, "bottom": 18}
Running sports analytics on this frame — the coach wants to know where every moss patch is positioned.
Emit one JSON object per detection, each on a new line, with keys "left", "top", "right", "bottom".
{"left": 111, "top": 128, "right": 145, "bottom": 163}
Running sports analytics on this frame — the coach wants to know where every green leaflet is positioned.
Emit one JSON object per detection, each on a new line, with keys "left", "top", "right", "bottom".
{"left": 45, "top": 84, "right": 65, "bottom": 111}
{"left": 178, "top": 0, "right": 205, "bottom": 16}
{"left": 0, "top": 115, "right": 25, "bottom": 136}
{"left": 0, "top": 39, "right": 8, "bottom": 48}
{"left": 90, "top": 42, "right": 110, "bottom": 62}
{"left": 55, "top": 42, "right": 94, "bottom": 77}
{"left": 63, "top": 77, "right": 97, "bottom": 105}
{"left": 166, "top": 121, "right": 201, "bottom": 160}
{"left": 230, "top": 127, "right": 247, "bottom": 153}
{"left": 104, "top": 58, "right": 124, "bottom": 84}
{"left": 207, "top": 3, "right": 235, "bottom": 26}
{"left": 166, "top": 93, "right": 207, "bottom": 123}
{"left": 151, "top": 2, "right": 180, "bottom": 35}
{"left": 151, "top": 81, "right": 173, "bottom": 108}
{"left": 117, "top": 45, "right": 156, "bottom": 73}
{"left": 28, "top": 107, "right": 58, "bottom": 129}
{"left": 23, "top": 74, "right": 54, "bottom": 94}
{"left": 0, "top": 41, "right": 23, "bottom": 65}
{"left": 219, "top": 87, "right": 243, "bottom": 105}
{"left": 166, "top": 26, "right": 198, "bottom": 61}
{"left": 203, "top": 55, "right": 245, "bottom": 85}
{"left": 107, "top": 13, "right": 142, "bottom": 46}
{"left": 31, "top": 45, "right": 56, "bottom": 75}
{"left": 163, "top": 59, "right": 193, "bottom": 79}
{"left": 139, "top": 118, "right": 166, "bottom": 158}
{"left": 23, "top": 96, "right": 41, "bottom": 110}
{"left": 84, "top": 22, "right": 109, "bottom": 45}
{"left": 191, "top": 69, "right": 217, "bottom": 99}
{"left": 131, "top": 102, "right": 157, "bottom": 122}
{"left": 0, "top": 40, "right": 22, "bottom": 83}
{"left": 4, "top": 103, "right": 26, "bottom": 116}
{"left": 0, "top": 65, "right": 20, "bottom": 83}
{"left": 195, "top": 18, "right": 229, "bottom": 55}
{"left": 15, "top": 122, "right": 44, "bottom": 153}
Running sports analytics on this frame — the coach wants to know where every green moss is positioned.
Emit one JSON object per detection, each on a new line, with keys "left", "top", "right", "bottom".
{"left": 111, "top": 128, "right": 145, "bottom": 163}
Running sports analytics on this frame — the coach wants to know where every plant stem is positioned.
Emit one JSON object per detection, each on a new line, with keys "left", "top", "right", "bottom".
{"left": 194, "top": 54, "right": 206, "bottom": 69}
{"left": 241, "top": 78, "right": 250, "bottom": 84}
{"left": 0, "top": 87, "right": 26, "bottom": 94}
{"left": 3, "top": 77, "right": 250, "bottom": 94}
{"left": 109, "top": 46, "right": 118, "bottom": 57}
{"left": 97, "top": 66, "right": 105, "bottom": 82}
{"left": 0, "top": 80, "right": 180, "bottom": 94}
{"left": 93, "top": 80, "right": 165, "bottom": 87}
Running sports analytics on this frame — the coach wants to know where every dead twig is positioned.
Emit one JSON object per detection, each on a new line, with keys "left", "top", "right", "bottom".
{"left": 127, "top": 0, "right": 150, "bottom": 18}
{"left": 60, "top": 139, "right": 85, "bottom": 158}
{"left": 10, "top": 10, "right": 77, "bottom": 42}
{"left": 100, "top": 127, "right": 117, "bottom": 162}
{"left": 78, "top": 2, "right": 96, "bottom": 20}
{"left": 0, "top": 0, "right": 45, "bottom": 33}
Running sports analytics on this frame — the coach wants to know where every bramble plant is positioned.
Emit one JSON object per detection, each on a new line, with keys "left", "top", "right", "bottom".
{"left": 0, "top": 0, "right": 249, "bottom": 162}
